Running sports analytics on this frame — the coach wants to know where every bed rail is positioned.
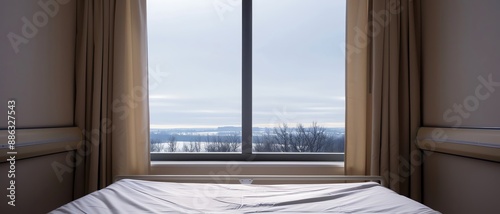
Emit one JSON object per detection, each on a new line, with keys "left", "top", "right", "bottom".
{"left": 115, "top": 175, "right": 385, "bottom": 186}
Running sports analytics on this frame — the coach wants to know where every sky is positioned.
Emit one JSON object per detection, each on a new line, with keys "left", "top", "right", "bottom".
{"left": 147, "top": 0, "right": 346, "bottom": 129}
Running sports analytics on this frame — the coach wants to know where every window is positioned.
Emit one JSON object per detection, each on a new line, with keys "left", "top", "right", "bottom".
{"left": 148, "top": 0, "right": 345, "bottom": 161}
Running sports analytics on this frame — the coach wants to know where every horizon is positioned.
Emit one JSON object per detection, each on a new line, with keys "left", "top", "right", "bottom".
{"left": 150, "top": 123, "right": 346, "bottom": 130}
{"left": 150, "top": 126, "right": 346, "bottom": 130}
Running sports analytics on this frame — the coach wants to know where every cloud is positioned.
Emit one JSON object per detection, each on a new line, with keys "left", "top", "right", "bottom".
{"left": 149, "top": 94, "right": 180, "bottom": 100}
{"left": 147, "top": 0, "right": 346, "bottom": 129}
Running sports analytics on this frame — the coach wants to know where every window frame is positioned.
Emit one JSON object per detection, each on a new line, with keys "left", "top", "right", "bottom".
{"left": 150, "top": 0, "right": 345, "bottom": 162}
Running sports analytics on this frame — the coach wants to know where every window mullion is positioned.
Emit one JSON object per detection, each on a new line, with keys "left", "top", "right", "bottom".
{"left": 242, "top": 0, "right": 253, "bottom": 155}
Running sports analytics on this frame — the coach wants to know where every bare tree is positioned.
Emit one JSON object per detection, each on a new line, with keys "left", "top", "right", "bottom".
{"left": 205, "top": 134, "right": 241, "bottom": 152}
{"left": 205, "top": 135, "right": 224, "bottom": 152}
{"left": 254, "top": 129, "right": 279, "bottom": 152}
{"left": 183, "top": 135, "right": 202, "bottom": 152}
{"left": 303, "top": 122, "right": 328, "bottom": 152}
{"left": 226, "top": 133, "right": 241, "bottom": 152}
{"left": 150, "top": 138, "right": 166, "bottom": 152}
{"left": 255, "top": 122, "right": 343, "bottom": 153}
{"left": 292, "top": 124, "right": 309, "bottom": 152}
{"left": 152, "top": 122, "right": 344, "bottom": 153}
{"left": 273, "top": 123, "right": 294, "bottom": 152}
{"left": 166, "top": 135, "right": 177, "bottom": 152}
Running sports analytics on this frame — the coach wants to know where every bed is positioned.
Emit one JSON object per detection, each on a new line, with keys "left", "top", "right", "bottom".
{"left": 50, "top": 176, "right": 439, "bottom": 213}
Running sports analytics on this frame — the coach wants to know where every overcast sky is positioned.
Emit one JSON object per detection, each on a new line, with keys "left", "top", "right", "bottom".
{"left": 147, "top": 0, "right": 345, "bottom": 129}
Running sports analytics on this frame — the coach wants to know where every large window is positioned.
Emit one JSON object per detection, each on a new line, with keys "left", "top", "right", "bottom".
{"left": 148, "top": 0, "right": 345, "bottom": 161}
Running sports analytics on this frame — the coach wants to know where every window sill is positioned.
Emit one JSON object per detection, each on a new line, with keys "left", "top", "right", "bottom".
{"left": 151, "top": 161, "right": 344, "bottom": 167}
{"left": 150, "top": 161, "right": 345, "bottom": 176}
{"left": 151, "top": 153, "right": 344, "bottom": 161}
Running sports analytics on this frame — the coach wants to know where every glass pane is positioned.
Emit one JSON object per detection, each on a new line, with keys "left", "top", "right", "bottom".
{"left": 148, "top": 0, "right": 242, "bottom": 153}
{"left": 253, "top": 0, "right": 345, "bottom": 153}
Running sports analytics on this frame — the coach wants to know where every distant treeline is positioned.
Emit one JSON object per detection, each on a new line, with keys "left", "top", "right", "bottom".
{"left": 151, "top": 122, "right": 344, "bottom": 153}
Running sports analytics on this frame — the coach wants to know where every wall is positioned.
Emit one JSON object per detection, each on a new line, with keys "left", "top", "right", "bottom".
{"left": 421, "top": 0, "right": 500, "bottom": 213}
{"left": 151, "top": 162, "right": 345, "bottom": 184}
{"left": 0, "top": 0, "right": 75, "bottom": 129}
{"left": 0, "top": 152, "right": 75, "bottom": 214}
{"left": 0, "top": 0, "right": 77, "bottom": 213}
{"left": 422, "top": 0, "right": 500, "bottom": 128}
{"left": 423, "top": 153, "right": 500, "bottom": 214}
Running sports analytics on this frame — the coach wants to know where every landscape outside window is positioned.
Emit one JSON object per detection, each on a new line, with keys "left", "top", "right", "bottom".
{"left": 148, "top": 0, "right": 345, "bottom": 154}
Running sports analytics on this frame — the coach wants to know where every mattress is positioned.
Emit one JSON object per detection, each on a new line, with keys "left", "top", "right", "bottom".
{"left": 51, "top": 179, "right": 439, "bottom": 213}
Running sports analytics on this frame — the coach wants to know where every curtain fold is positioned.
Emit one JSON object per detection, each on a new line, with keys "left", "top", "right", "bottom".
{"left": 346, "top": 0, "right": 422, "bottom": 201}
{"left": 74, "top": 0, "right": 149, "bottom": 197}
{"left": 345, "top": 0, "right": 370, "bottom": 177}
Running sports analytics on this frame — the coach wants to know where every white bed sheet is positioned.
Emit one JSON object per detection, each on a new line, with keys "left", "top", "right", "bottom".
{"left": 51, "top": 179, "right": 439, "bottom": 213}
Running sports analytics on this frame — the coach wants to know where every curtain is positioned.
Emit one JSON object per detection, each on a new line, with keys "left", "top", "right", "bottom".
{"left": 345, "top": 0, "right": 422, "bottom": 201}
{"left": 345, "top": 0, "right": 370, "bottom": 178}
{"left": 73, "top": 0, "right": 150, "bottom": 197}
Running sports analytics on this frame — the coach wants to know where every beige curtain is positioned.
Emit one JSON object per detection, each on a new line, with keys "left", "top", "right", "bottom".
{"left": 73, "top": 0, "right": 150, "bottom": 197}
{"left": 346, "top": 0, "right": 422, "bottom": 201}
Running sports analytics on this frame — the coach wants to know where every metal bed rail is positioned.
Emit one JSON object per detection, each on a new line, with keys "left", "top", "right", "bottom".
{"left": 115, "top": 175, "right": 385, "bottom": 186}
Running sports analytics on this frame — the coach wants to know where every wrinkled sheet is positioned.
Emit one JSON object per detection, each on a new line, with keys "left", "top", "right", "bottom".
{"left": 51, "top": 179, "right": 439, "bottom": 213}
